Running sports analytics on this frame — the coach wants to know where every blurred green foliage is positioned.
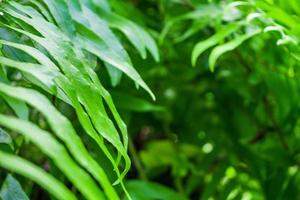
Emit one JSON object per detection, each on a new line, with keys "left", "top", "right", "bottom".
{"left": 114, "top": 0, "right": 300, "bottom": 199}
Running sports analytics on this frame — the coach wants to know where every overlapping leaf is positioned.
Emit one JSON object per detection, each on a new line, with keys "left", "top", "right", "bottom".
{"left": 0, "top": 0, "right": 161, "bottom": 199}
{"left": 0, "top": 151, "right": 77, "bottom": 200}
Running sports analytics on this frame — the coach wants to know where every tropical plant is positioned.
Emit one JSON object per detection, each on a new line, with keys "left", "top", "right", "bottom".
{"left": 1, "top": 0, "right": 300, "bottom": 200}
{"left": 0, "top": 0, "right": 159, "bottom": 199}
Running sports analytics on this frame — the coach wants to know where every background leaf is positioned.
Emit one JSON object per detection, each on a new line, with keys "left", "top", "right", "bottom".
{"left": 0, "top": 175, "right": 29, "bottom": 200}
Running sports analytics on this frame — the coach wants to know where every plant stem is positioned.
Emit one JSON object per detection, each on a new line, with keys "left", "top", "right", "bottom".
{"left": 128, "top": 136, "right": 148, "bottom": 181}
{"left": 263, "top": 96, "right": 289, "bottom": 151}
